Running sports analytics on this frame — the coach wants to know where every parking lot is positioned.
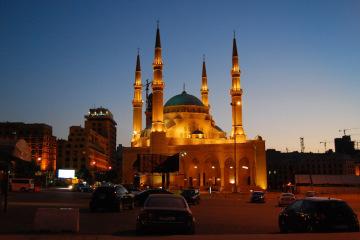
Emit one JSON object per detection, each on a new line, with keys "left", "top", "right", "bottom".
{"left": 1, "top": 189, "right": 360, "bottom": 236}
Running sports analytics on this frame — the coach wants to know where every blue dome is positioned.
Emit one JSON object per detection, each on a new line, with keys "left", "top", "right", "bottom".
{"left": 165, "top": 91, "right": 204, "bottom": 107}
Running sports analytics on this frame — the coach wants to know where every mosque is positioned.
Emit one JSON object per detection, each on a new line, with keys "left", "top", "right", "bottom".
{"left": 122, "top": 26, "right": 267, "bottom": 191}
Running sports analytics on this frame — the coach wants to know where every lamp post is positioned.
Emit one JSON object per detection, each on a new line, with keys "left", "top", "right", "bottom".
{"left": 231, "top": 101, "right": 241, "bottom": 193}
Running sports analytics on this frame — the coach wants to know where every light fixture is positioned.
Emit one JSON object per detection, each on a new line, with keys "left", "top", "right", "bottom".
{"left": 211, "top": 166, "right": 215, "bottom": 169}
{"left": 194, "top": 165, "right": 198, "bottom": 169}
{"left": 242, "top": 166, "right": 248, "bottom": 169}
{"left": 230, "top": 166, "right": 233, "bottom": 169}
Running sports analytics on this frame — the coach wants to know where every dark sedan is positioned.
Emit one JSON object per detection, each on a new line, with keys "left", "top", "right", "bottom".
{"left": 136, "top": 194, "right": 195, "bottom": 234}
{"left": 181, "top": 188, "right": 200, "bottom": 205}
{"left": 89, "top": 185, "right": 134, "bottom": 212}
{"left": 279, "top": 197, "right": 359, "bottom": 233}
{"left": 134, "top": 188, "right": 173, "bottom": 207}
{"left": 250, "top": 191, "right": 265, "bottom": 203}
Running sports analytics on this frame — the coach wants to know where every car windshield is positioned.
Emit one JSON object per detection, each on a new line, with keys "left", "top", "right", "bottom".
{"left": 145, "top": 197, "right": 187, "bottom": 208}
{"left": 182, "top": 189, "right": 195, "bottom": 195}
{"left": 308, "top": 200, "right": 353, "bottom": 215}
{"left": 282, "top": 193, "right": 294, "bottom": 197}
{"left": 253, "top": 192, "right": 264, "bottom": 196}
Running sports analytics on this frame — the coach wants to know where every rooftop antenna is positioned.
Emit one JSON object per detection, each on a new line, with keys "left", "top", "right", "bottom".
{"left": 300, "top": 137, "right": 305, "bottom": 153}
{"left": 320, "top": 141, "right": 330, "bottom": 153}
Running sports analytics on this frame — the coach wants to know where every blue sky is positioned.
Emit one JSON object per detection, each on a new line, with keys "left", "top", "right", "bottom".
{"left": 1, "top": 0, "right": 360, "bottom": 152}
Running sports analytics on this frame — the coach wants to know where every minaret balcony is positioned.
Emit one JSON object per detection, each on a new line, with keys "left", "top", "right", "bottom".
{"left": 230, "top": 89, "right": 243, "bottom": 96}
{"left": 152, "top": 82, "right": 164, "bottom": 90}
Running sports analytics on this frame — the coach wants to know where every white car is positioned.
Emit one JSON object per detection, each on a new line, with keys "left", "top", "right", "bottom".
{"left": 278, "top": 193, "right": 296, "bottom": 207}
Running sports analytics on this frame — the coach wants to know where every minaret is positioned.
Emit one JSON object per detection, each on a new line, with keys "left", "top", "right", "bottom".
{"left": 201, "top": 55, "right": 209, "bottom": 107}
{"left": 150, "top": 23, "right": 167, "bottom": 153}
{"left": 230, "top": 34, "right": 246, "bottom": 141}
{"left": 132, "top": 50, "right": 143, "bottom": 145}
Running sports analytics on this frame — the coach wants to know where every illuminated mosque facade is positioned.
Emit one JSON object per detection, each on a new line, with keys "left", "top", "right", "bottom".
{"left": 122, "top": 26, "right": 267, "bottom": 191}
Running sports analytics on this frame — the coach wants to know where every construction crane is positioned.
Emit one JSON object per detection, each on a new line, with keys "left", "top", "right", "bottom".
{"left": 320, "top": 141, "right": 330, "bottom": 153}
{"left": 339, "top": 128, "right": 359, "bottom": 136}
{"left": 300, "top": 137, "right": 305, "bottom": 153}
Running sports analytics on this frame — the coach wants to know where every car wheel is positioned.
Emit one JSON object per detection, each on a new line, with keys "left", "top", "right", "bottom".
{"left": 89, "top": 204, "right": 96, "bottom": 213}
{"left": 279, "top": 218, "right": 288, "bottom": 233}
{"left": 304, "top": 222, "right": 314, "bottom": 232}
{"left": 136, "top": 223, "right": 145, "bottom": 235}
{"left": 349, "top": 224, "right": 359, "bottom": 232}
{"left": 119, "top": 201, "right": 124, "bottom": 211}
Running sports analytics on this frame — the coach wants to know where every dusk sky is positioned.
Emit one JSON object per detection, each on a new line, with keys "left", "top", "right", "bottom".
{"left": 1, "top": 0, "right": 359, "bottom": 152}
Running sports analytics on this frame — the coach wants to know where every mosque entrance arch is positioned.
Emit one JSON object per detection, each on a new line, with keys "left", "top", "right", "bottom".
{"left": 224, "top": 158, "right": 235, "bottom": 191}
{"left": 239, "top": 157, "right": 250, "bottom": 186}
{"left": 186, "top": 158, "right": 200, "bottom": 188}
{"left": 204, "top": 157, "right": 220, "bottom": 190}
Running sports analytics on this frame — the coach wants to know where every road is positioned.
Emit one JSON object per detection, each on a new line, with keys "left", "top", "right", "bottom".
{"left": 0, "top": 188, "right": 360, "bottom": 238}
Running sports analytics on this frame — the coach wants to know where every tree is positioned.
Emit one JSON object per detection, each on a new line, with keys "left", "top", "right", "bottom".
{"left": 76, "top": 165, "right": 93, "bottom": 184}
{"left": 14, "top": 159, "right": 39, "bottom": 178}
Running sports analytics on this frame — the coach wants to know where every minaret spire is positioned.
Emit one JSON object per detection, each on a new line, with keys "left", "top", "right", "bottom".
{"left": 155, "top": 21, "right": 161, "bottom": 48}
{"left": 230, "top": 34, "right": 246, "bottom": 142}
{"left": 150, "top": 23, "right": 167, "bottom": 153}
{"left": 201, "top": 55, "right": 209, "bottom": 107}
{"left": 132, "top": 50, "right": 143, "bottom": 146}
{"left": 136, "top": 48, "right": 141, "bottom": 72}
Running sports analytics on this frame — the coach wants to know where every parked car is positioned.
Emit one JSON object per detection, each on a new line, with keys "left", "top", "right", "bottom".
{"left": 250, "top": 191, "right": 265, "bottom": 203}
{"left": 134, "top": 188, "right": 173, "bottom": 207}
{"left": 278, "top": 193, "right": 296, "bottom": 207}
{"left": 89, "top": 185, "right": 134, "bottom": 212}
{"left": 122, "top": 184, "right": 141, "bottom": 195}
{"left": 73, "top": 182, "right": 93, "bottom": 192}
{"left": 279, "top": 197, "right": 360, "bottom": 233}
{"left": 136, "top": 194, "right": 195, "bottom": 234}
{"left": 181, "top": 188, "right": 200, "bottom": 205}
{"left": 305, "top": 191, "right": 316, "bottom": 197}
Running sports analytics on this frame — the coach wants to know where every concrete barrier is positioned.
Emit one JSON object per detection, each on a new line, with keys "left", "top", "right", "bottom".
{"left": 33, "top": 208, "right": 79, "bottom": 232}
{"left": 297, "top": 186, "right": 360, "bottom": 194}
